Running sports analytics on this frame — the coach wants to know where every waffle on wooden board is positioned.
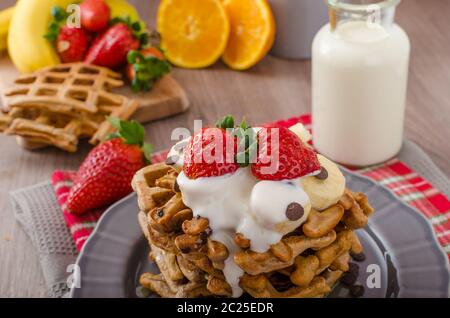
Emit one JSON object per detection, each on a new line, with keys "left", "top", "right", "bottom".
{"left": 0, "top": 63, "right": 138, "bottom": 152}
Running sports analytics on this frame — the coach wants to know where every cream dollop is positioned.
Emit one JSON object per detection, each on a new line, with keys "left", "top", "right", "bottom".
{"left": 167, "top": 138, "right": 191, "bottom": 169}
{"left": 177, "top": 167, "right": 311, "bottom": 297}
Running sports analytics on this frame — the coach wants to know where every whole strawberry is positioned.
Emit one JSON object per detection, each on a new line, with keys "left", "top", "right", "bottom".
{"left": 84, "top": 22, "right": 140, "bottom": 68}
{"left": 66, "top": 119, "right": 152, "bottom": 215}
{"left": 57, "top": 26, "right": 89, "bottom": 63}
{"left": 251, "top": 126, "right": 321, "bottom": 180}
{"left": 80, "top": 0, "right": 111, "bottom": 32}
{"left": 183, "top": 127, "right": 239, "bottom": 179}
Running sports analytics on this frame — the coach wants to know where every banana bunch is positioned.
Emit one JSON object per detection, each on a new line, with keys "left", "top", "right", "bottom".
{"left": 108, "top": 0, "right": 141, "bottom": 22}
{"left": 8, "top": 0, "right": 142, "bottom": 74}
{"left": 0, "top": 7, "right": 14, "bottom": 53}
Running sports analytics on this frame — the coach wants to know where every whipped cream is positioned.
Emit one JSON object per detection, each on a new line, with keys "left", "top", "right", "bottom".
{"left": 246, "top": 180, "right": 310, "bottom": 249}
{"left": 167, "top": 138, "right": 190, "bottom": 169}
{"left": 177, "top": 168, "right": 257, "bottom": 232}
{"left": 177, "top": 167, "right": 311, "bottom": 297}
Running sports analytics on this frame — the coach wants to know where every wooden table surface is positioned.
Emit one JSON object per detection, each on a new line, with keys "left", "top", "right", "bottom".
{"left": 0, "top": 0, "right": 449, "bottom": 297}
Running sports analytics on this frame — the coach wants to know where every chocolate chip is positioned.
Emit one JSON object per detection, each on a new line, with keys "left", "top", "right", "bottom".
{"left": 199, "top": 232, "right": 208, "bottom": 243}
{"left": 341, "top": 272, "right": 357, "bottom": 286}
{"left": 348, "top": 262, "right": 359, "bottom": 275}
{"left": 350, "top": 285, "right": 365, "bottom": 298}
{"left": 180, "top": 247, "right": 191, "bottom": 254}
{"left": 157, "top": 209, "right": 164, "bottom": 218}
{"left": 315, "top": 167, "right": 328, "bottom": 180}
{"left": 350, "top": 251, "right": 366, "bottom": 262}
{"left": 173, "top": 180, "right": 180, "bottom": 192}
{"left": 286, "top": 202, "right": 304, "bottom": 221}
{"left": 165, "top": 155, "right": 179, "bottom": 166}
{"left": 205, "top": 227, "right": 212, "bottom": 236}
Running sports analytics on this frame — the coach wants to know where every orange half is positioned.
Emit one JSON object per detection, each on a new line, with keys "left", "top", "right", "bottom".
{"left": 157, "top": 0, "right": 230, "bottom": 69}
{"left": 222, "top": 0, "right": 276, "bottom": 70}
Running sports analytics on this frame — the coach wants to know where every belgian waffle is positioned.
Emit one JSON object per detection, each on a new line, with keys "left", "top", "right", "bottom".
{"left": 132, "top": 163, "right": 374, "bottom": 298}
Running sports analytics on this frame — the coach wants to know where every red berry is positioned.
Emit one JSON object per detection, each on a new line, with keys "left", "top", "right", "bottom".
{"left": 80, "top": 0, "right": 111, "bottom": 32}
{"left": 66, "top": 138, "right": 145, "bottom": 214}
{"left": 57, "top": 26, "right": 89, "bottom": 63}
{"left": 183, "top": 128, "right": 239, "bottom": 179}
{"left": 85, "top": 23, "right": 140, "bottom": 68}
{"left": 251, "top": 126, "right": 321, "bottom": 180}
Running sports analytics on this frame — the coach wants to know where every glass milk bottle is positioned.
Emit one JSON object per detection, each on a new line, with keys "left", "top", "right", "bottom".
{"left": 312, "top": 0, "right": 410, "bottom": 166}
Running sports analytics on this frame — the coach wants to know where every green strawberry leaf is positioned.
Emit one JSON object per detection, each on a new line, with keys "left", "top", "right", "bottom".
{"left": 107, "top": 117, "right": 144, "bottom": 145}
{"left": 127, "top": 50, "right": 171, "bottom": 92}
{"left": 107, "top": 117, "right": 153, "bottom": 162}
{"left": 108, "top": 117, "right": 122, "bottom": 130}
{"left": 44, "top": 6, "right": 68, "bottom": 42}
{"left": 51, "top": 6, "right": 67, "bottom": 21}
{"left": 214, "top": 115, "right": 258, "bottom": 166}
{"left": 110, "top": 16, "right": 149, "bottom": 48}
{"left": 142, "top": 143, "right": 153, "bottom": 164}
{"left": 106, "top": 132, "right": 121, "bottom": 140}
{"left": 119, "top": 120, "right": 145, "bottom": 145}
{"left": 240, "top": 117, "right": 249, "bottom": 130}
{"left": 215, "top": 115, "right": 235, "bottom": 130}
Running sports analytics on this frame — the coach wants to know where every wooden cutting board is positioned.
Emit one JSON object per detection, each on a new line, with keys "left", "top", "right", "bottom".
{"left": 0, "top": 55, "right": 190, "bottom": 123}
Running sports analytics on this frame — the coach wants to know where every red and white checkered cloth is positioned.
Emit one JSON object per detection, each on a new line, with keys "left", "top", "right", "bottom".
{"left": 51, "top": 114, "right": 450, "bottom": 258}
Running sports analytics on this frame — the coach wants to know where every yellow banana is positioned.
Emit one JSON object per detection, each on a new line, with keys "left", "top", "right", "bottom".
{"left": 107, "top": 0, "right": 142, "bottom": 22}
{"left": 8, "top": 0, "right": 74, "bottom": 73}
{"left": 0, "top": 7, "right": 14, "bottom": 53}
{"left": 8, "top": 0, "right": 143, "bottom": 74}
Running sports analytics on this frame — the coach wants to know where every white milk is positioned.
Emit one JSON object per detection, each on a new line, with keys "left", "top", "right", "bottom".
{"left": 312, "top": 20, "right": 410, "bottom": 166}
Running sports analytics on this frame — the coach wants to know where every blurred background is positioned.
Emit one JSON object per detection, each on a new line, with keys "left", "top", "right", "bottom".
{"left": 0, "top": 0, "right": 448, "bottom": 174}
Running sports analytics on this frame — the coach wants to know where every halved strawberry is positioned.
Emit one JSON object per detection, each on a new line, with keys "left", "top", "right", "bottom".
{"left": 183, "top": 128, "right": 239, "bottom": 179}
{"left": 251, "top": 126, "right": 320, "bottom": 180}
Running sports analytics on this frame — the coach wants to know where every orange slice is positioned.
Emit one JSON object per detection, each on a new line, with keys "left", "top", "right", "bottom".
{"left": 222, "top": 0, "right": 276, "bottom": 70}
{"left": 157, "top": 0, "right": 230, "bottom": 69}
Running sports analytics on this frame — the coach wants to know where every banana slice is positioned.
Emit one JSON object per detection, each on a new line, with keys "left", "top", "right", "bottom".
{"left": 300, "top": 155, "right": 345, "bottom": 211}
{"left": 289, "top": 123, "right": 312, "bottom": 143}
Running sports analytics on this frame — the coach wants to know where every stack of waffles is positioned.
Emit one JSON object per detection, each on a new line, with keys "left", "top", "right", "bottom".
{"left": 132, "top": 162, "right": 374, "bottom": 298}
{"left": 0, "top": 63, "right": 139, "bottom": 152}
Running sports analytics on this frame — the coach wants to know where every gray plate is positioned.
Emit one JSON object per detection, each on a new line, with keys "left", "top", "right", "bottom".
{"left": 71, "top": 169, "right": 450, "bottom": 298}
